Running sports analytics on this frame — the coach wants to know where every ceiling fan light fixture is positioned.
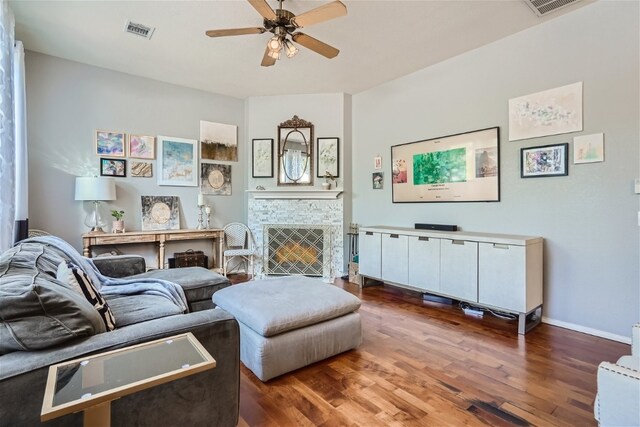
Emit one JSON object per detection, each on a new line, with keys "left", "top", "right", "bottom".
{"left": 267, "top": 48, "right": 281, "bottom": 60}
{"left": 284, "top": 39, "right": 298, "bottom": 58}
{"left": 268, "top": 35, "right": 283, "bottom": 51}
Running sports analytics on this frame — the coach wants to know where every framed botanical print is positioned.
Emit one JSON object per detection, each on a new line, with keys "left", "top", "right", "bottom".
{"left": 95, "top": 130, "right": 125, "bottom": 157}
{"left": 252, "top": 138, "right": 274, "bottom": 178}
{"left": 317, "top": 137, "right": 339, "bottom": 178}
{"left": 157, "top": 135, "right": 198, "bottom": 187}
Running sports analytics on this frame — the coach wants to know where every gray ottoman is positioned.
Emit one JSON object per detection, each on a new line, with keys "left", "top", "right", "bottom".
{"left": 213, "top": 276, "right": 362, "bottom": 381}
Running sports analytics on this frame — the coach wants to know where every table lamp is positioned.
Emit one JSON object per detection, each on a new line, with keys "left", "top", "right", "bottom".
{"left": 75, "top": 176, "right": 116, "bottom": 234}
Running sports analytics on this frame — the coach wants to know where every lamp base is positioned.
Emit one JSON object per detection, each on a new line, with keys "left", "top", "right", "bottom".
{"left": 87, "top": 227, "right": 106, "bottom": 234}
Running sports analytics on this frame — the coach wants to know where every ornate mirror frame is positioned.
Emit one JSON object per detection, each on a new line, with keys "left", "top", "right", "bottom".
{"left": 277, "top": 115, "right": 314, "bottom": 186}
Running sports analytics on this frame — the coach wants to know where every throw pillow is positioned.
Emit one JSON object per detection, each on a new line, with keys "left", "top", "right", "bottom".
{"left": 57, "top": 261, "right": 116, "bottom": 331}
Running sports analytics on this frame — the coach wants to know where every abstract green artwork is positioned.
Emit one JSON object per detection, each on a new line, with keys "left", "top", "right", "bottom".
{"left": 413, "top": 148, "right": 467, "bottom": 185}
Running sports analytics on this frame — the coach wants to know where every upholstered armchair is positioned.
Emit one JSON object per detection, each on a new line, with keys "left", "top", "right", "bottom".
{"left": 594, "top": 323, "right": 640, "bottom": 427}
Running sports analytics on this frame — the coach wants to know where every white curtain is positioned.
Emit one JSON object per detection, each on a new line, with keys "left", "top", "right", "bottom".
{"left": 0, "top": 0, "right": 26, "bottom": 252}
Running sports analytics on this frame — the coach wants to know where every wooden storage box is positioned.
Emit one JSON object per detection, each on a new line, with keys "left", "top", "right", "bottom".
{"left": 169, "top": 250, "right": 208, "bottom": 268}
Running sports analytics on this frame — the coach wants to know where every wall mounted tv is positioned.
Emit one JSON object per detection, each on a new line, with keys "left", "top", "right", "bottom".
{"left": 391, "top": 127, "right": 500, "bottom": 203}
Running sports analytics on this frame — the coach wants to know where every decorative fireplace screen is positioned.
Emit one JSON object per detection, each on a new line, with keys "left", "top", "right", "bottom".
{"left": 263, "top": 224, "right": 332, "bottom": 277}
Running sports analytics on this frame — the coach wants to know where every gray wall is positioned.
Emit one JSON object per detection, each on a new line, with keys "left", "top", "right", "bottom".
{"left": 245, "top": 93, "right": 347, "bottom": 191}
{"left": 26, "top": 52, "right": 246, "bottom": 265}
{"left": 352, "top": 1, "right": 639, "bottom": 339}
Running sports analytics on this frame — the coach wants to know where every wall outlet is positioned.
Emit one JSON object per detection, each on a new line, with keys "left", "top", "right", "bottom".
{"left": 635, "top": 179, "right": 640, "bottom": 194}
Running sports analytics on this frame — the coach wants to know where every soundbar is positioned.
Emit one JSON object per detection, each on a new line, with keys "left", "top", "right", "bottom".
{"left": 415, "top": 223, "right": 458, "bottom": 232}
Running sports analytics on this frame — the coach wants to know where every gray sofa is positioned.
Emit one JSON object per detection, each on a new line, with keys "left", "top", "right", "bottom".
{"left": 0, "top": 239, "right": 239, "bottom": 426}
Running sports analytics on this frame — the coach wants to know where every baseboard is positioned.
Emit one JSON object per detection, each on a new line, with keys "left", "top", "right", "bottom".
{"left": 542, "top": 317, "right": 631, "bottom": 344}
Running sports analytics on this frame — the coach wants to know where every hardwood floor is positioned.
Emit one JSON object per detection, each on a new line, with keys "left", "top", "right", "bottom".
{"left": 228, "top": 276, "right": 630, "bottom": 426}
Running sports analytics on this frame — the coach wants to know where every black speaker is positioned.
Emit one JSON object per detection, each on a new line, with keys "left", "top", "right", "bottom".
{"left": 415, "top": 223, "right": 458, "bottom": 232}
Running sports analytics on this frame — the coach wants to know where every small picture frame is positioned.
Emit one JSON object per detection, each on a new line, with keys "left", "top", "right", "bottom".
{"left": 316, "top": 137, "right": 339, "bottom": 178}
{"left": 373, "top": 172, "right": 383, "bottom": 189}
{"left": 374, "top": 155, "right": 382, "bottom": 170}
{"left": 100, "top": 158, "right": 126, "bottom": 177}
{"left": 95, "top": 130, "right": 126, "bottom": 157}
{"left": 521, "top": 143, "right": 568, "bottom": 178}
{"left": 130, "top": 161, "right": 152, "bottom": 177}
{"left": 252, "top": 138, "right": 274, "bottom": 178}
{"left": 573, "top": 133, "right": 604, "bottom": 164}
{"left": 128, "top": 134, "right": 156, "bottom": 159}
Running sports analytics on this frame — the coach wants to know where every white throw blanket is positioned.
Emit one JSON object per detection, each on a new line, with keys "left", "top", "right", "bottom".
{"left": 23, "top": 236, "right": 188, "bottom": 312}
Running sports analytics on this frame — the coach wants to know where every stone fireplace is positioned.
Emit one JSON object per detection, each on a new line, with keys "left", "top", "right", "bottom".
{"left": 248, "top": 193, "right": 344, "bottom": 280}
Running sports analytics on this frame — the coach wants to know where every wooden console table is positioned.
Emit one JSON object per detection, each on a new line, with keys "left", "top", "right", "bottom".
{"left": 82, "top": 229, "right": 224, "bottom": 270}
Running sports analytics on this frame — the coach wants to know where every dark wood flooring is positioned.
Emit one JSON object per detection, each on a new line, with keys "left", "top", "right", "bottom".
{"left": 227, "top": 275, "right": 629, "bottom": 426}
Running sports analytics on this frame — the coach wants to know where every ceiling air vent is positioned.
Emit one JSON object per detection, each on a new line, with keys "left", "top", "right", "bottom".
{"left": 124, "top": 20, "right": 155, "bottom": 40}
{"left": 523, "top": 0, "right": 581, "bottom": 16}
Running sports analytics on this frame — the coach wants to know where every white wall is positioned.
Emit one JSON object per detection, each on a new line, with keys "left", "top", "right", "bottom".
{"left": 352, "top": 1, "right": 639, "bottom": 339}
{"left": 26, "top": 52, "right": 246, "bottom": 264}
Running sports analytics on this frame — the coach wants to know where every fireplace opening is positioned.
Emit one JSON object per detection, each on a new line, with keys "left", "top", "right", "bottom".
{"left": 264, "top": 225, "right": 331, "bottom": 277}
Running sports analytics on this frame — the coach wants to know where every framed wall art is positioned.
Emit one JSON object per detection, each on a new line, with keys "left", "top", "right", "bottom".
{"left": 374, "top": 155, "right": 382, "bottom": 170}
{"left": 95, "top": 130, "right": 125, "bottom": 157}
{"left": 141, "top": 196, "right": 180, "bottom": 231}
{"left": 521, "top": 143, "right": 568, "bottom": 178}
{"left": 128, "top": 134, "right": 155, "bottom": 159}
{"left": 100, "top": 158, "right": 126, "bottom": 177}
{"left": 200, "top": 120, "right": 238, "bottom": 162}
{"left": 391, "top": 127, "right": 500, "bottom": 203}
{"left": 201, "top": 163, "right": 232, "bottom": 195}
{"left": 373, "top": 172, "right": 383, "bottom": 189}
{"left": 573, "top": 133, "right": 604, "bottom": 164}
{"left": 316, "top": 137, "right": 339, "bottom": 178}
{"left": 252, "top": 138, "right": 274, "bottom": 178}
{"left": 157, "top": 135, "right": 198, "bottom": 187}
{"left": 509, "top": 82, "right": 583, "bottom": 141}
{"left": 130, "top": 161, "right": 152, "bottom": 177}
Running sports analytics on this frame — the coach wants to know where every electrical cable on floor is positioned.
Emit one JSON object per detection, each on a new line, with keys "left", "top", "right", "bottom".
{"left": 458, "top": 301, "right": 517, "bottom": 320}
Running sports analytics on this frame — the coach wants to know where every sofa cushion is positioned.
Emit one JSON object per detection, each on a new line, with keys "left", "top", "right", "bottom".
{"left": 130, "top": 267, "right": 230, "bottom": 303}
{"left": 57, "top": 261, "right": 116, "bottom": 331}
{"left": 0, "top": 243, "right": 106, "bottom": 355}
{"left": 213, "top": 276, "right": 361, "bottom": 337}
{"left": 105, "top": 294, "right": 184, "bottom": 327}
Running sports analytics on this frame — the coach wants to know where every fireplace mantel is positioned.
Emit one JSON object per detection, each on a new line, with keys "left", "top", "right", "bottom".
{"left": 246, "top": 190, "right": 343, "bottom": 200}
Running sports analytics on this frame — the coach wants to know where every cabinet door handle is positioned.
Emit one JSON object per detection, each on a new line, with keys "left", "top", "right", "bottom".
{"left": 493, "top": 244, "right": 509, "bottom": 249}
{"left": 365, "top": 232, "right": 373, "bottom": 235}
{"left": 451, "top": 240, "right": 465, "bottom": 245}
{"left": 389, "top": 234, "right": 399, "bottom": 238}
{"left": 418, "top": 236, "right": 430, "bottom": 241}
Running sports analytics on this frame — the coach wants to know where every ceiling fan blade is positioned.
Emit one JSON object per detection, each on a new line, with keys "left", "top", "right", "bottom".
{"left": 205, "top": 27, "right": 266, "bottom": 38}
{"left": 291, "top": 1, "right": 347, "bottom": 28}
{"left": 247, "top": 0, "right": 277, "bottom": 21}
{"left": 292, "top": 33, "right": 339, "bottom": 59}
{"left": 261, "top": 46, "right": 276, "bottom": 67}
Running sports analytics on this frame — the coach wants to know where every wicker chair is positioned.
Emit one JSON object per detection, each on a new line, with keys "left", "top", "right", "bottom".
{"left": 222, "top": 223, "right": 255, "bottom": 278}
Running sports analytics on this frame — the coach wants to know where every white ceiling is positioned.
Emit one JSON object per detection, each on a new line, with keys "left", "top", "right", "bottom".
{"left": 10, "top": 0, "right": 592, "bottom": 99}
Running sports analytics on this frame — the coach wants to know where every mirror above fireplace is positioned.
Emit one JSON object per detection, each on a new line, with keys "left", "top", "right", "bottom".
{"left": 278, "top": 115, "right": 314, "bottom": 186}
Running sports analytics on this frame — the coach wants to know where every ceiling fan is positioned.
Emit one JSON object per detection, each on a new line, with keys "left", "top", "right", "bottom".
{"left": 205, "top": 0, "right": 347, "bottom": 67}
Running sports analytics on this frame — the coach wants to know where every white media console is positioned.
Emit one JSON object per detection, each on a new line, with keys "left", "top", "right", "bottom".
{"left": 358, "top": 226, "right": 544, "bottom": 334}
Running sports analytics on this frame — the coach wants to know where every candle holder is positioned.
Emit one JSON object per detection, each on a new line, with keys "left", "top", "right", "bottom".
{"left": 196, "top": 205, "right": 205, "bottom": 230}
{"left": 204, "top": 205, "right": 211, "bottom": 229}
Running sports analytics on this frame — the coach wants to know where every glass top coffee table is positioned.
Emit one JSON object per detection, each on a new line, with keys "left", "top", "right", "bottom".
{"left": 41, "top": 332, "right": 215, "bottom": 427}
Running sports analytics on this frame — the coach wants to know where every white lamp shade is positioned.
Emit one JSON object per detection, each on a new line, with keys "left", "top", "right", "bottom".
{"left": 75, "top": 177, "right": 116, "bottom": 201}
